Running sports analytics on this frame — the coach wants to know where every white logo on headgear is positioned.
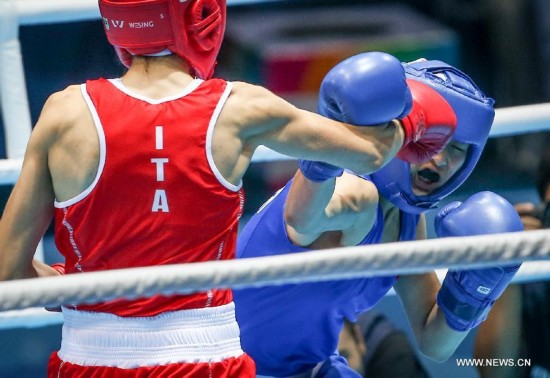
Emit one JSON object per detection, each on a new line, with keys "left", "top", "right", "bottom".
{"left": 129, "top": 21, "right": 155, "bottom": 29}
{"left": 111, "top": 19, "right": 125, "bottom": 28}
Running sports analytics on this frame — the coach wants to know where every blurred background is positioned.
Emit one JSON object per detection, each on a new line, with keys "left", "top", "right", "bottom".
{"left": 0, "top": 0, "right": 549, "bottom": 376}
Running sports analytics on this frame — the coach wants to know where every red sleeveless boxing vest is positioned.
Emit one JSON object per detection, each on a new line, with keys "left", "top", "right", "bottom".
{"left": 54, "top": 78, "right": 244, "bottom": 316}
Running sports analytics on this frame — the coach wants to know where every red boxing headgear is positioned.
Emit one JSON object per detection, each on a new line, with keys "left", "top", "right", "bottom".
{"left": 98, "top": 0, "right": 226, "bottom": 79}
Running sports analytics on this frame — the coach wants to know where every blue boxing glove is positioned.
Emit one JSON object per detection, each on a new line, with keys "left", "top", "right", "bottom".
{"left": 318, "top": 52, "right": 412, "bottom": 125}
{"left": 434, "top": 191, "right": 524, "bottom": 332}
{"left": 299, "top": 52, "right": 412, "bottom": 182}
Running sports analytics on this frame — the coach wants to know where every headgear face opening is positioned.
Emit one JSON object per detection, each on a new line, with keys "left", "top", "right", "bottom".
{"left": 98, "top": 0, "right": 226, "bottom": 79}
{"left": 370, "top": 60, "right": 495, "bottom": 214}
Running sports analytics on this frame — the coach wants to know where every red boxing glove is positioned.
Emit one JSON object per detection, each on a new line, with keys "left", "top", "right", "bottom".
{"left": 50, "top": 263, "right": 65, "bottom": 275}
{"left": 397, "top": 79, "right": 457, "bottom": 165}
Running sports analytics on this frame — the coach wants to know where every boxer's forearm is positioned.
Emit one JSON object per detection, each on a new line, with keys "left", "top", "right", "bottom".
{"left": 417, "top": 304, "right": 469, "bottom": 362}
{"left": 284, "top": 170, "right": 336, "bottom": 235}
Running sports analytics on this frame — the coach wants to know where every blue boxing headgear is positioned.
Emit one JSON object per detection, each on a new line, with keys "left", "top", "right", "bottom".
{"left": 370, "top": 60, "right": 495, "bottom": 214}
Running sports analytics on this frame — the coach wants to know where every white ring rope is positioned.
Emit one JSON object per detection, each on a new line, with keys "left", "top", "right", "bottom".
{"left": 490, "top": 103, "right": 550, "bottom": 138}
{"left": 4, "top": 260, "right": 550, "bottom": 330}
{"left": 3, "top": 260, "right": 550, "bottom": 331}
{"left": 0, "top": 230, "right": 548, "bottom": 314}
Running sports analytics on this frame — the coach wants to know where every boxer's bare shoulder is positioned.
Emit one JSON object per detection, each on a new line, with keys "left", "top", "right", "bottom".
{"left": 38, "top": 85, "right": 99, "bottom": 202}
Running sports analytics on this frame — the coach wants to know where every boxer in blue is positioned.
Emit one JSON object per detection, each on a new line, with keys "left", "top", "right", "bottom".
{"left": 234, "top": 55, "right": 523, "bottom": 377}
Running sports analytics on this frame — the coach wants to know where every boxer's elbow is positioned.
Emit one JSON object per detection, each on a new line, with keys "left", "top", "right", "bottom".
{"left": 284, "top": 210, "right": 315, "bottom": 235}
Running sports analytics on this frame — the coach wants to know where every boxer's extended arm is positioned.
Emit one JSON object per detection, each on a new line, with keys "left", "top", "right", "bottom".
{"left": 394, "top": 216, "right": 469, "bottom": 362}
{"left": 216, "top": 53, "right": 455, "bottom": 186}
{"left": 214, "top": 81, "right": 404, "bottom": 186}
{"left": 285, "top": 172, "right": 379, "bottom": 247}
